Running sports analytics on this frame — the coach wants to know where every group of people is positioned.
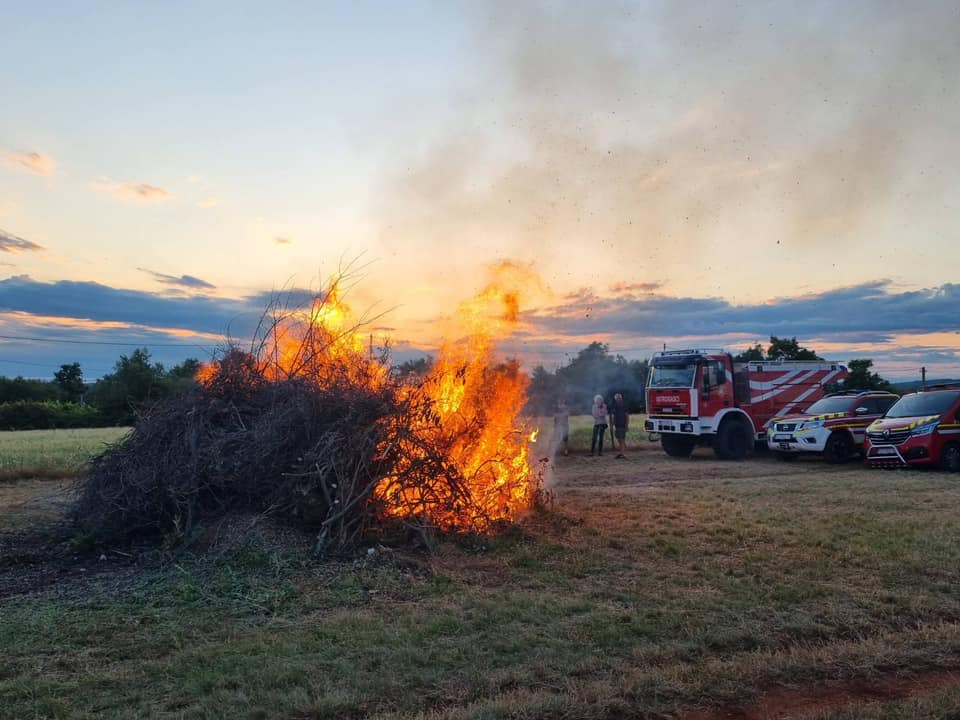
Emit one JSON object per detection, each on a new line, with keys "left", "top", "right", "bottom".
{"left": 552, "top": 393, "right": 630, "bottom": 459}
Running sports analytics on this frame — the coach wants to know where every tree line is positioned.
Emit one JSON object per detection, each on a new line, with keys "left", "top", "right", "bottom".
{"left": 0, "top": 349, "right": 201, "bottom": 430}
{"left": 520, "top": 336, "right": 895, "bottom": 416}
{"left": 733, "top": 336, "right": 893, "bottom": 393}
{"left": 1, "top": 336, "right": 896, "bottom": 430}
{"left": 394, "top": 343, "right": 651, "bottom": 414}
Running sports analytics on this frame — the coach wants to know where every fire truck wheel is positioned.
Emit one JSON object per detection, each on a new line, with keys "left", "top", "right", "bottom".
{"left": 942, "top": 443, "right": 960, "bottom": 473}
{"left": 824, "top": 432, "right": 853, "bottom": 464}
{"left": 714, "top": 418, "right": 751, "bottom": 460}
{"left": 661, "top": 434, "right": 696, "bottom": 458}
{"left": 774, "top": 451, "right": 797, "bottom": 461}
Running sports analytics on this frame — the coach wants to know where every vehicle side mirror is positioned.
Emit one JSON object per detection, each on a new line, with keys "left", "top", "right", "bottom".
{"left": 854, "top": 406, "right": 869, "bottom": 415}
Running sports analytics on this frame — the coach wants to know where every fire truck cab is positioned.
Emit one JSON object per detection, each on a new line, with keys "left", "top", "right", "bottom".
{"left": 644, "top": 349, "right": 847, "bottom": 460}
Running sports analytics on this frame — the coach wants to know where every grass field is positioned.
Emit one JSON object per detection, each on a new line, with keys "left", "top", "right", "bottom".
{"left": 0, "top": 427, "right": 128, "bottom": 482}
{"left": 3, "top": 443, "right": 960, "bottom": 718}
{"left": 548, "top": 413, "right": 651, "bottom": 454}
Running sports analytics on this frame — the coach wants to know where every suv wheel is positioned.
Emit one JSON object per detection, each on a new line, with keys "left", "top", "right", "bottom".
{"left": 824, "top": 432, "right": 854, "bottom": 464}
{"left": 942, "top": 443, "right": 960, "bottom": 473}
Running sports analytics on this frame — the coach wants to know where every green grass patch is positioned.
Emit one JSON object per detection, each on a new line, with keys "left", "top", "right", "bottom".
{"left": 3, "top": 460, "right": 960, "bottom": 718}
{"left": 0, "top": 427, "right": 129, "bottom": 481}
{"left": 543, "top": 413, "right": 652, "bottom": 454}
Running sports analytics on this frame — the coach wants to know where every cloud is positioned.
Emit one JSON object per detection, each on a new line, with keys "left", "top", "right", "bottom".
{"left": 137, "top": 267, "right": 216, "bottom": 291}
{"left": 609, "top": 282, "right": 662, "bottom": 296}
{"left": 0, "top": 229, "right": 45, "bottom": 254}
{"left": 94, "top": 179, "right": 173, "bottom": 203}
{"left": 0, "top": 276, "right": 324, "bottom": 339}
{"left": 274, "top": 236, "right": 293, "bottom": 246}
{"left": 2, "top": 150, "right": 55, "bottom": 176}
{"left": 0, "top": 274, "right": 957, "bottom": 379}
{"left": 528, "top": 280, "right": 960, "bottom": 343}
{"left": 197, "top": 198, "right": 218, "bottom": 208}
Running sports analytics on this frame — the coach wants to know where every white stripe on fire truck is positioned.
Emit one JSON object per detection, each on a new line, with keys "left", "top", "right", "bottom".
{"left": 751, "top": 370, "right": 821, "bottom": 402}
{"left": 748, "top": 368, "right": 806, "bottom": 390}
{"left": 774, "top": 368, "right": 845, "bottom": 414}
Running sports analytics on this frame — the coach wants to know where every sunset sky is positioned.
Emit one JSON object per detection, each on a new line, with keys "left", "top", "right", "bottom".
{"left": 2, "top": 1, "right": 958, "bottom": 381}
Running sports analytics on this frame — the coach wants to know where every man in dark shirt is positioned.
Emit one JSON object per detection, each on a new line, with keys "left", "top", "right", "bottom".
{"left": 608, "top": 392, "right": 629, "bottom": 459}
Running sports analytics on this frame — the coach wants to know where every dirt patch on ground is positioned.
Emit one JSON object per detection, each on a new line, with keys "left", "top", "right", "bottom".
{"left": 0, "top": 526, "right": 149, "bottom": 601}
{"left": 546, "top": 443, "right": 881, "bottom": 492}
{"left": 680, "top": 669, "right": 960, "bottom": 719}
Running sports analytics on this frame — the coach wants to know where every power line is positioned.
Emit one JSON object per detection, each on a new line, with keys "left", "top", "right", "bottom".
{"left": 0, "top": 357, "right": 59, "bottom": 368}
{"left": 0, "top": 333, "right": 219, "bottom": 348}
{"left": 0, "top": 357, "right": 113, "bottom": 374}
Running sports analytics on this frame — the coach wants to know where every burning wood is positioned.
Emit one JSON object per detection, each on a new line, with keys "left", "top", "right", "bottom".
{"left": 74, "top": 272, "right": 543, "bottom": 552}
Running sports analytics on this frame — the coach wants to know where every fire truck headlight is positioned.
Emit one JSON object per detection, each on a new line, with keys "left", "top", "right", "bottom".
{"left": 800, "top": 420, "right": 825, "bottom": 431}
{"left": 912, "top": 420, "right": 939, "bottom": 436}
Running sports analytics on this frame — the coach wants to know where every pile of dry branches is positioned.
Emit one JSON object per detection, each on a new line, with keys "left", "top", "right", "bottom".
{"left": 73, "top": 287, "right": 540, "bottom": 554}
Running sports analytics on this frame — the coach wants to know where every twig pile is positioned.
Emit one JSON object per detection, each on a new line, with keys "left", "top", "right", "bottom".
{"left": 73, "top": 287, "right": 542, "bottom": 553}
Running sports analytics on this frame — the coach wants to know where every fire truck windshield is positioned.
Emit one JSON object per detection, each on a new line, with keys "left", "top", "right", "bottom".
{"left": 649, "top": 363, "right": 696, "bottom": 387}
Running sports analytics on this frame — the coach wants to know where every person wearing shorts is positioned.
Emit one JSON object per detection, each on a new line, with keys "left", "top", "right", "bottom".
{"left": 609, "top": 392, "right": 629, "bottom": 459}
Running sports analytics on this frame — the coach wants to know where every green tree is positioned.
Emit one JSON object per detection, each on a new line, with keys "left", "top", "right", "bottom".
{"left": 734, "top": 337, "right": 821, "bottom": 362}
{"left": 526, "top": 365, "right": 562, "bottom": 415}
{"left": 89, "top": 348, "right": 168, "bottom": 424}
{"left": 0, "top": 376, "right": 59, "bottom": 403}
{"left": 766, "top": 336, "right": 821, "bottom": 361}
{"left": 53, "top": 362, "right": 85, "bottom": 402}
{"left": 832, "top": 359, "right": 894, "bottom": 393}
{"left": 554, "top": 342, "right": 648, "bottom": 413}
{"left": 733, "top": 344, "right": 764, "bottom": 362}
{"left": 168, "top": 358, "right": 201, "bottom": 379}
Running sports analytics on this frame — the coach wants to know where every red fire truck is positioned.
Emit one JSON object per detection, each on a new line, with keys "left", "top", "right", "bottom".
{"left": 644, "top": 349, "right": 848, "bottom": 459}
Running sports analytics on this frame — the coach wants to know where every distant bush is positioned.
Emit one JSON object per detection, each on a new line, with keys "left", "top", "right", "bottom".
{"left": 0, "top": 376, "right": 60, "bottom": 404}
{"left": 0, "top": 401, "right": 108, "bottom": 431}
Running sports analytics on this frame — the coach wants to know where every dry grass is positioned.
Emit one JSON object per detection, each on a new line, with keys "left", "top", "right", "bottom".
{"left": 3, "top": 446, "right": 960, "bottom": 718}
{"left": 0, "top": 427, "right": 129, "bottom": 482}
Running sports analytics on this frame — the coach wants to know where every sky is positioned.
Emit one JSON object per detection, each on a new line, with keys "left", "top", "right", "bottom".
{"left": 1, "top": 0, "right": 959, "bottom": 381}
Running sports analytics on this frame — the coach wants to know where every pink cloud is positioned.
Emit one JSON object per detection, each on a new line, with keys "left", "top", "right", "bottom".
{"left": 94, "top": 179, "right": 173, "bottom": 203}
{"left": 3, "top": 150, "right": 55, "bottom": 176}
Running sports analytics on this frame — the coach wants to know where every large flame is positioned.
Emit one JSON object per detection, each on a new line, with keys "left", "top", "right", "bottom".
{"left": 199, "top": 267, "right": 541, "bottom": 533}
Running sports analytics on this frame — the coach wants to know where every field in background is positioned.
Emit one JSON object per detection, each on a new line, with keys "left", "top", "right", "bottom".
{"left": 0, "top": 427, "right": 129, "bottom": 481}
{"left": 4, "top": 445, "right": 960, "bottom": 718}
{"left": 543, "top": 413, "right": 652, "bottom": 454}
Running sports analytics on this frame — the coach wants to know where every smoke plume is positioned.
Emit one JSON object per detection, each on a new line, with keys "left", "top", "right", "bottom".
{"left": 379, "top": 1, "right": 960, "bottom": 285}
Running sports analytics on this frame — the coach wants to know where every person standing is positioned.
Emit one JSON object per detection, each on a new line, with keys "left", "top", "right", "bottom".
{"left": 609, "top": 392, "right": 629, "bottom": 459}
{"left": 590, "top": 394, "right": 608, "bottom": 456}
{"left": 553, "top": 398, "right": 570, "bottom": 457}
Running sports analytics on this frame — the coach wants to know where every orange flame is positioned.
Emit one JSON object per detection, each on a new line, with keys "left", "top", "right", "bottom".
{"left": 198, "top": 268, "right": 541, "bottom": 533}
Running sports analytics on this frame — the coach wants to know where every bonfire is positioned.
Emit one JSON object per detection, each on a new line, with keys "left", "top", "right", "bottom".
{"left": 74, "top": 268, "right": 543, "bottom": 553}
